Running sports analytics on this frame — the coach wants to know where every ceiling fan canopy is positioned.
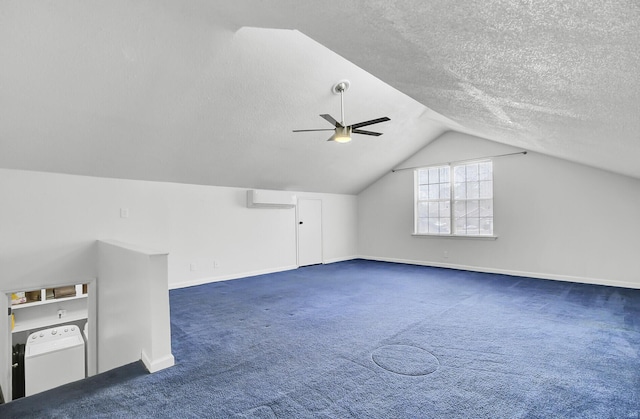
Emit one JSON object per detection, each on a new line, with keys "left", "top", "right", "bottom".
{"left": 293, "top": 80, "right": 390, "bottom": 143}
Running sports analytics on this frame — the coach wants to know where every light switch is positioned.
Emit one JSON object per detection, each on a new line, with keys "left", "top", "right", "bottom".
{"left": 120, "top": 208, "right": 129, "bottom": 218}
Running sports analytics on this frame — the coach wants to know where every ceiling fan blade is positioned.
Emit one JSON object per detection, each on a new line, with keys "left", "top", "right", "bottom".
{"left": 292, "top": 129, "right": 336, "bottom": 132}
{"left": 352, "top": 129, "right": 383, "bottom": 136}
{"left": 320, "top": 114, "right": 344, "bottom": 128}
{"left": 349, "top": 117, "right": 390, "bottom": 129}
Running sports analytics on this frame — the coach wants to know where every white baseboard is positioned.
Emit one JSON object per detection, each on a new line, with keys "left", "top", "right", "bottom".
{"left": 170, "top": 265, "right": 299, "bottom": 290}
{"left": 141, "top": 351, "right": 175, "bottom": 374}
{"left": 170, "top": 259, "right": 362, "bottom": 290}
{"left": 358, "top": 255, "right": 640, "bottom": 290}
{"left": 323, "top": 255, "right": 358, "bottom": 264}
{"left": 171, "top": 256, "right": 638, "bottom": 290}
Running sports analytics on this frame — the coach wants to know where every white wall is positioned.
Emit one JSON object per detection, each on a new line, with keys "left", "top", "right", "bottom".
{"left": 0, "top": 168, "right": 358, "bottom": 293}
{"left": 98, "top": 240, "right": 173, "bottom": 374}
{"left": 358, "top": 131, "right": 640, "bottom": 288}
{"left": 0, "top": 168, "right": 355, "bottom": 396}
{"left": 300, "top": 192, "right": 358, "bottom": 264}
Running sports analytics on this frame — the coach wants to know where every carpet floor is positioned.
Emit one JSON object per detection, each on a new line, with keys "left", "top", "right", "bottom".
{"left": 2, "top": 260, "right": 639, "bottom": 418}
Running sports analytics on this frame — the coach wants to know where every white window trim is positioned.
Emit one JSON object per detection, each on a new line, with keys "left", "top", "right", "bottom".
{"left": 411, "top": 233, "right": 498, "bottom": 240}
{"left": 413, "top": 159, "right": 496, "bottom": 238}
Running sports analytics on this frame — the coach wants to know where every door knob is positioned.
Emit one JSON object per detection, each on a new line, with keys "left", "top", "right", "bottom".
{"left": 299, "top": 221, "right": 303, "bottom": 225}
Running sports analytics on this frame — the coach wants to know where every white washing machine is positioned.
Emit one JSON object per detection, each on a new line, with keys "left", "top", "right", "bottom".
{"left": 24, "top": 325, "right": 85, "bottom": 396}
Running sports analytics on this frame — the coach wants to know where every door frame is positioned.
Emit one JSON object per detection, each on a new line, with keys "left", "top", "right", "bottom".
{"left": 2, "top": 279, "right": 97, "bottom": 402}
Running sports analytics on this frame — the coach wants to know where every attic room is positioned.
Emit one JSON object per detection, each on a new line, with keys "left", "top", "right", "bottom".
{"left": 1, "top": 1, "right": 639, "bottom": 417}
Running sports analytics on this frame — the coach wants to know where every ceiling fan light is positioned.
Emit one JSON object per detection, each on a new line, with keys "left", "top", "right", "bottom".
{"left": 334, "top": 126, "right": 352, "bottom": 143}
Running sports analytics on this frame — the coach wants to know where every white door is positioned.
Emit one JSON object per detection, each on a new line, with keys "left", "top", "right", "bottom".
{"left": 297, "top": 199, "right": 323, "bottom": 266}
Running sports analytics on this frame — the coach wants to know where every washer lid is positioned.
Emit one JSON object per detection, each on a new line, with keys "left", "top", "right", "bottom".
{"left": 26, "top": 335, "right": 84, "bottom": 357}
{"left": 26, "top": 325, "right": 84, "bottom": 356}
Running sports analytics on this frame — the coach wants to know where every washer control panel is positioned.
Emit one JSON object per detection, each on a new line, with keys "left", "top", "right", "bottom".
{"left": 29, "top": 325, "right": 79, "bottom": 342}
{"left": 26, "top": 325, "right": 84, "bottom": 357}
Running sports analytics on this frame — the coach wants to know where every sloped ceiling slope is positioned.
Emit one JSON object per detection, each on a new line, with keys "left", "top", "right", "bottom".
{"left": 1, "top": 1, "right": 638, "bottom": 195}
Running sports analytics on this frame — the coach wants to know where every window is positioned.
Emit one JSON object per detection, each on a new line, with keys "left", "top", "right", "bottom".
{"left": 415, "top": 160, "right": 493, "bottom": 236}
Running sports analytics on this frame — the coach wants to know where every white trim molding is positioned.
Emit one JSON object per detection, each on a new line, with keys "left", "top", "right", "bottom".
{"left": 358, "top": 255, "right": 640, "bottom": 290}
{"left": 141, "top": 351, "right": 175, "bottom": 374}
{"left": 170, "top": 265, "right": 299, "bottom": 290}
{"left": 323, "top": 255, "right": 359, "bottom": 264}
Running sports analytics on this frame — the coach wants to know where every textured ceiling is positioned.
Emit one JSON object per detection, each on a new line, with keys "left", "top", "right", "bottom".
{"left": 1, "top": 1, "right": 639, "bottom": 194}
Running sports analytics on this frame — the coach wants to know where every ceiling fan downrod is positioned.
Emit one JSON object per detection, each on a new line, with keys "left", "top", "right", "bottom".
{"left": 336, "top": 82, "right": 347, "bottom": 126}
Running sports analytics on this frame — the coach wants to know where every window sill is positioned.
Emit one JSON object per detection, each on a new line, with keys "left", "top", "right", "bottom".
{"left": 412, "top": 234, "right": 498, "bottom": 240}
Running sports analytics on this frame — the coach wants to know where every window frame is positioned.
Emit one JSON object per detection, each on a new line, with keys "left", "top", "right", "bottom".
{"left": 413, "top": 159, "right": 497, "bottom": 239}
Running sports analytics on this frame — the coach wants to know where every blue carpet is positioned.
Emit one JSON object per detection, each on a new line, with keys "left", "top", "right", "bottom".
{"left": 2, "top": 260, "right": 639, "bottom": 418}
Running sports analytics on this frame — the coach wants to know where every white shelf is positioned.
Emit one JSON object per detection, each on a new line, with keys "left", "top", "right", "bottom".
{"left": 12, "top": 312, "right": 87, "bottom": 334}
{"left": 11, "top": 294, "right": 87, "bottom": 311}
{"left": 11, "top": 284, "right": 88, "bottom": 334}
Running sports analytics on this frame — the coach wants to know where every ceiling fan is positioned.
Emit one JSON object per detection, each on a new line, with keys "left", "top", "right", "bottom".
{"left": 293, "top": 80, "right": 390, "bottom": 143}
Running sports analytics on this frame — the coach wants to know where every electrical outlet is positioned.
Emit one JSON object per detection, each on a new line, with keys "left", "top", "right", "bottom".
{"left": 214, "top": 260, "right": 220, "bottom": 268}
{"left": 443, "top": 251, "right": 449, "bottom": 259}
{"left": 57, "top": 309, "right": 67, "bottom": 319}
{"left": 120, "top": 208, "right": 130, "bottom": 218}
{"left": 190, "top": 263, "right": 198, "bottom": 272}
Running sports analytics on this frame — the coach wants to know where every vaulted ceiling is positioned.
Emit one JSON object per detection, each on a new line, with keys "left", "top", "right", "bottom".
{"left": 1, "top": 1, "right": 638, "bottom": 194}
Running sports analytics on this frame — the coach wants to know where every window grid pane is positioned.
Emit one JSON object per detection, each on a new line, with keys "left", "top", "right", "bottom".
{"left": 416, "top": 166, "right": 451, "bottom": 235}
{"left": 416, "top": 161, "right": 492, "bottom": 236}
{"left": 452, "top": 161, "right": 493, "bottom": 236}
